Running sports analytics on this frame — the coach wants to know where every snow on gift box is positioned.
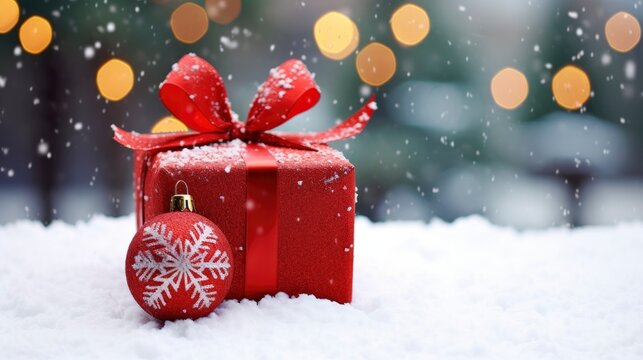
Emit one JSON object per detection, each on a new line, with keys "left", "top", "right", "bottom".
{"left": 113, "top": 54, "right": 377, "bottom": 306}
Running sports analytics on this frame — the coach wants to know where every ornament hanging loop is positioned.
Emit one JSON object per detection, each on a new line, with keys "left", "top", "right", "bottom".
{"left": 170, "top": 180, "right": 195, "bottom": 212}
{"left": 175, "top": 180, "right": 190, "bottom": 195}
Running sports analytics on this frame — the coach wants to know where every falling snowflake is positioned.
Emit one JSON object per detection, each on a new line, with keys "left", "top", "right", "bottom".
{"left": 132, "top": 221, "right": 231, "bottom": 310}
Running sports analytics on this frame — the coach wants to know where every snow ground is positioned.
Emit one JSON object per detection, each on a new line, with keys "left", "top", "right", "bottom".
{"left": 1, "top": 216, "right": 643, "bottom": 360}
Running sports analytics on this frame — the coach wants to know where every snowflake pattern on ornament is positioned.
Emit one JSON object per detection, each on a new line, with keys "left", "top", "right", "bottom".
{"left": 132, "top": 221, "right": 231, "bottom": 310}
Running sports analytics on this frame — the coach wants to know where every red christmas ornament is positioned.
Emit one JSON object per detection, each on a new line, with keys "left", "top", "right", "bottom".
{"left": 125, "top": 181, "right": 233, "bottom": 320}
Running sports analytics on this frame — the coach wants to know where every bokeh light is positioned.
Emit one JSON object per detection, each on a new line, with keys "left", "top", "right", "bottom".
{"left": 96, "top": 59, "right": 135, "bottom": 102}
{"left": 552, "top": 65, "right": 591, "bottom": 110}
{"left": 0, "top": 0, "right": 19, "bottom": 34}
{"left": 19, "top": 16, "right": 53, "bottom": 55}
{"left": 355, "top": 42, "right": 396, "bottom": 86}
{"left": 490, "top": 67, "right": 529, "bottom": 110}
{"left": 151, "top": 117, "right": 189, "bottom": 133}
{"left": 205, "top": 0, "right": 241, "bottom": 25}
{"left": 390, "top": 3, "right": 430, "bottom": 47}
{"left": 604, "top": 11, "right": 641, "bottom": 53}
{"left": 171, "top": 2, "right": 209, "bottom": 44}
{"left": 314, "top": 11, "right": 359, "bottom": 61}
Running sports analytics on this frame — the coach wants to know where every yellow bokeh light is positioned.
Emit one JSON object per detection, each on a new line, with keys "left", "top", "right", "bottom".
{"left": 205, "top": 0, "right": 241, "bottom": 25}
{"left": 605, "top": 11, "right": 641, "bottom": 53}
{"left": 552, "top": 65, "right": 591, "bottom": 110}
{"left": 390, "top": 3, "right": 430, "bottom": 47}
{"left": 314, "top": 11, "right": 359, "bottom": 61}
{"left": 19, "top": 16, "right": 53, "bottom": 55}
{"left": 171, "top": 2, "right": 209, "bottom": 44}
{"left": 355, "top": 42, "right": 397, "bottom": 86}
{"left": 0, "top": 0, "right": 19, "bottom": 34}
{"left": 151, "top": 117, "right": 189, "bottom": 133}
{"left": 490, "top": 67, "right": 529, "bottom": 110}
{"left": 96, "top": 59, "right": 135, "bottom": 102}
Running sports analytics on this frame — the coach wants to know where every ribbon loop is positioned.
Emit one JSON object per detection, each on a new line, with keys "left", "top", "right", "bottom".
{"left": 160, "top": 54, "right": 233, "bottom": 133}
{"left": 246, "top": 59, "right": 321, "bottom": 132}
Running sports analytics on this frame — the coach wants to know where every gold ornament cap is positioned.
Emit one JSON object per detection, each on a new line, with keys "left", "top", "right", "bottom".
{"left": 170, "top": 180, "right": 195, "bottom": 212}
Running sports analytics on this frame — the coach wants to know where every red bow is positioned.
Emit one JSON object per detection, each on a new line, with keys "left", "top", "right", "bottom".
{"left": 112, "top": 54, "right": 376, "bottom": 152}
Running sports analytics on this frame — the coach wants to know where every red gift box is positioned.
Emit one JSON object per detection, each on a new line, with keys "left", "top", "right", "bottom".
{"left": 113, "top": 54, "right": 376, "bottom": 303}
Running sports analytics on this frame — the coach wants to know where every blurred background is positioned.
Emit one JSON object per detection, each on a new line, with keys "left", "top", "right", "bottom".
{"left": 0, "top": 0, "right": 642, "bottom": 228}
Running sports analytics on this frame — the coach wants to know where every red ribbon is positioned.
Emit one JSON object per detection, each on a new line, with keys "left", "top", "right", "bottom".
{"left": 244, "top": 145, "right": 279, "bottom": 298}
{"left": 112, "top": 54, "right": 376, "bottom": 153}
{"left": 112, "top": 54, "right": 376, "bottom": 298}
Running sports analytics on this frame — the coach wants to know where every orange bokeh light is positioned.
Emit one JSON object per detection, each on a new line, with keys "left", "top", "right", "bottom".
{"left": 171, "top": 2, "right": 209, "bottom": 44}
{"left": 605, "top": 11, "right": 641, "bottom": 53}
{"left": 0, "top": 0, "right": 19, "bottom": 34}
{"left": 314, "top": 11, "right": 359, "bottom": 61}
{"left": 490, "top": 68, "right": 529, "bottom": 110}
{"left": 151, "top": 117, "right": 189, "bottom": 133}
{"left": 96, "top": 59, "right": 135, "bottom": 102}
{"left": 390, "top": 3, "right": 430, "bottom": 47}
{"left": 552, "top": 65, "right": 591, "bottom": 110}
{"left": 19, "top": 16, "right": 53, "bottom": 55}
{"left": 205, "top": 0, "right": 241, "bottom": 25}
{"left": 355, "top": 42, "right": 397, "bottom": 86}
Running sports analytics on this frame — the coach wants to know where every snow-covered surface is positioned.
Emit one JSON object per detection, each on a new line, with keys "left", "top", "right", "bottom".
{"left": 1, "top": 216, "right": 643, "bottom": 359}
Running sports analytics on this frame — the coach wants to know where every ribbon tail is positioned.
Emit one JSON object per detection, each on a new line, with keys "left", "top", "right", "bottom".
{"left": 112, "top": 125, "right": 230, "bottom": 151}
{"left": 281, "top": 96, "right": 377, "bottom": 144}
{"left": 257, "top": 132, "right": 319, "bottom": 151}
